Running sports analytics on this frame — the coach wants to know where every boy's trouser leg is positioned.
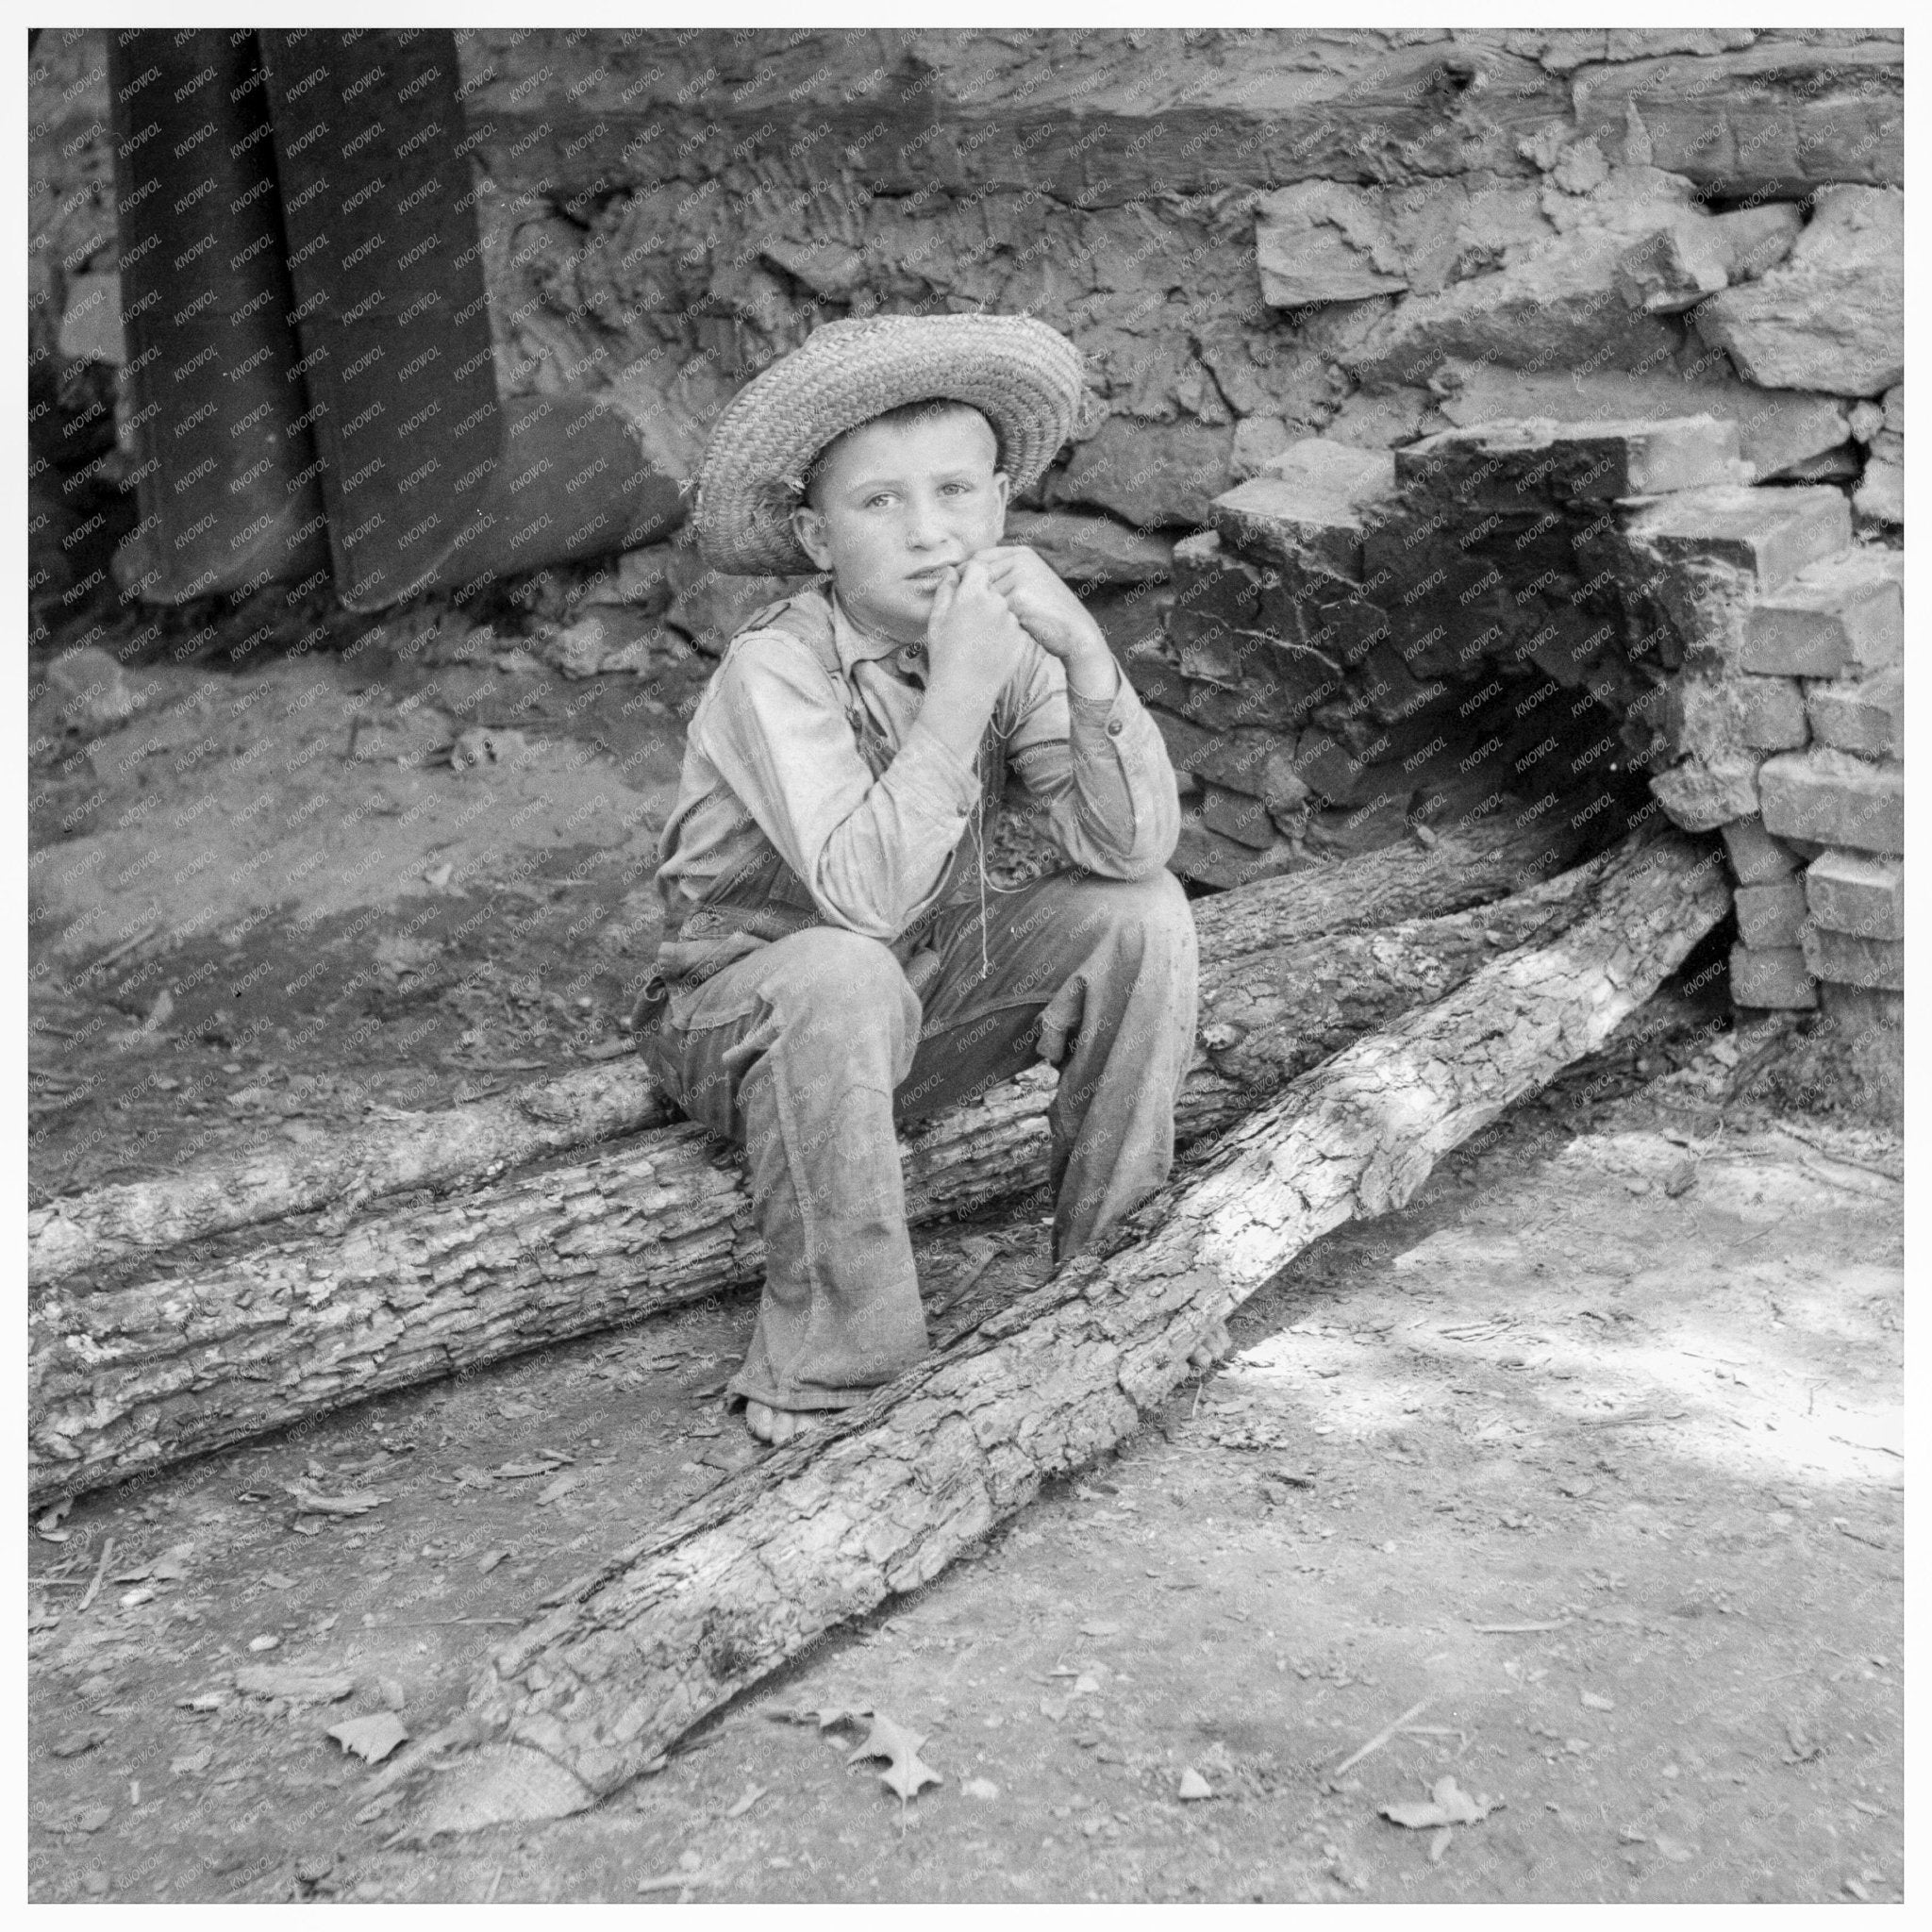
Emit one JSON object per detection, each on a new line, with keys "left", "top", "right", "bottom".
{"left": 646, "top": 926, "right": 926, "bottom": 1412}
{"left": 905, "top": 866, "right": 1199, "bottom": 1266}
{"left": 646, "top": 868, "right": 1199, "bottom": 1412}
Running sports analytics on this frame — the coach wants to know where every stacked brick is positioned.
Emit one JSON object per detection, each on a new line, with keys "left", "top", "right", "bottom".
{"left": 1124, "top": 414, "right": 1903, "bottom": 1032}
{"left": 1624, "top": 495, "right": 1904, "bottom": 1022}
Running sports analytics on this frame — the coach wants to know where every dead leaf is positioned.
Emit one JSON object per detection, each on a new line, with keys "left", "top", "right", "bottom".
{"left": 1428, "top": 1825, "right": 1453, "bottom": 1863}
{"left": 260, "top": 1571, "right": 296, "bottom": 1591}
{"left": 477, "top": 1550, "right": 509, "bottom": 1574}
{"left": 50, "top": 1729, "right": 106, "bottom": 1758}
{"left": 1039, "top": 1694, "right": 1072, "bottom": 1723}
{"left": 170, "top": 1746, "right": 214, "bottom": 1776}
{"left": 1177, "top": 1768, "right": 1214, "bottom": 1801}
{"left": 290, "top": 1517, "right": 325, "bottom": 1537}
{"left": 963, "top": 1776, "right": 1001, "bottom": 1801}
{"left": 247, "top": 1633, "right": 280, "bottom": 1652}
{"left": 846, "top": 1711, "right": 941, "bottom": 1803}
{"left": 1380, "top": 1775, "right": 1496, "bottom": 1830}
{"left": 234, "top": 1665, "right": 356, "bottom": 1704}
{"left": 1580, "top": 1690, "right": 1615, "bottom": 1711}
{"left": 536, "top": 1471, "right": 583, "bottom": 1507}
{"left": 177, "top": 1691, "right": 225, "bottom": 1713}
{"left": 1078, "top": 1620, "right": 1124, "bottom": 1639}
{"left": 1783, "top": 1715, "right": 1823, "bottom": 1764}
{"left": 36, "top": 1499, "right": 74, "bottom": 1542}
{"left": 328, "top": 1712, "right": 410, "bottom": 1764}
{"left": 810, "top": 1706, "right": 871, "bottom": 1731}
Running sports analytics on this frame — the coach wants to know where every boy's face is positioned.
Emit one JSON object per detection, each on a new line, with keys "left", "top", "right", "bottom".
{"left": 789, "top": 408, "right": 1008, "bottom": 644}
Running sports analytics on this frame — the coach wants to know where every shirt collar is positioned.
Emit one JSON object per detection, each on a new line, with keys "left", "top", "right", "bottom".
{"left": 830, "top": 590, "right": 927, "bottom": 683}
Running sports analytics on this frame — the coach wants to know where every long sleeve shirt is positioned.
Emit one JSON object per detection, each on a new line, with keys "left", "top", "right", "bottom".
{"left": 655, "top": 586, "right": 1179, "bottom": 953}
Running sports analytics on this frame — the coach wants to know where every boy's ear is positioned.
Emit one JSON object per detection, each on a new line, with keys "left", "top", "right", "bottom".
{"left": 992, "top": 469, "right": 1009, "bottom": 531}
{"left": 790, "top": 502, "right": 834, "bottom": 572}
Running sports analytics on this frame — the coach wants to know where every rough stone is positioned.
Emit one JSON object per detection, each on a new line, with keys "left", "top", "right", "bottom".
{"left": 1125, "top": 652, "right": 1306, "bottom": 736}
{"left": 1254, "top": 181, "right": 1410, "bottom": 308}
{"left": 1208, "top": 443, "right": 1397, "bottom": 581}
{"left": 1395, "top": 415, "right": 1744, "bottom": 507}
{"left": 1309, "top": 786, "right": 1419, "bottom": 856}
{"left": 1721, "top": 814, "right": 1800, "bottom": 884}
{"left": 1758, "top": 746, "right": 1903, "bottom": 855}
{"left": 1853, "top": 429, "right": 1902, "bottom": 525}
{"left": 1801, "top": 925, "right": 1904, "bottom": 992}
{"left": 1693, "top": 186, "right": 1903, "bottom": 397}
{"left": 1728, "top": 941, "right": 1817, "bottom": 1010}
{"left": 1227, "top": 416, "right": 1293, "bottom": 482}
{"left": 1614, "top": 204, "right": 1803, "bottom": 313}
{"left": 1624, "top": 485, "right": 1850, "bottom": 592}
{"left": 1290, "top": 730, "right": 1380, "bottom": 808}
{"left": 1804, "top": 666, "right": 1902, "bottom": 759}
{"left": 1429, "top": 359, "right": 1850, "bottom": 482}
{"left": 1804, "top": 850, "right": 1903, "bottom": 941}
{"left": 57, "top": 271, "right": 124, "bottom": 365}
{"left": 1649, "top": 748, "right": 1761, "bottom": 831}
{"left": 1198, "top": 782, "right": 1280, "bottom": 851}
{"left": 1733, "top": 877, "right": 1808, "bottom": 949}
{"left": 43, "top": 645, "right": 145, "bottom": 736}
{"left": 1187, "top": 731, "right": 1309, "bottom": 814}
{"left": 1005, "top": 511, "right": 1174, "bottom": 583}
{"left": 1168, "top": 822, "right": 1305, "bottom": 891}
{"left": 1740, "top": 548, "right": 1902, "bottom": 675}
{"left": 1256, "top": 175, "right": 1552, "bottom": 311}
{"left": 1046, "top": 417, "right": 1235, "bottom": 528}
{"left": 1338, "top": 213, "right": 1693, "bottom": 392}
{"left": 536, "top": 608, "right": 662, "bottom": 678}
{"left": 1732, "top": 676, "right": 1809, "bottom": 751}
{"left": 1573, "top": 42, "right": 1904, "bottom": 197}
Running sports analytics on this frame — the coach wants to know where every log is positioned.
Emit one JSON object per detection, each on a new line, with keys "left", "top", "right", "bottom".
{"left": 29, "top": 811, "right": 1575, "bottom": 1288}
{"left": 29, "top": 818, "right": 1593, "bottom": 1507}
{"left": 403, "top": 831, "right": 1726, "bottom": 1821}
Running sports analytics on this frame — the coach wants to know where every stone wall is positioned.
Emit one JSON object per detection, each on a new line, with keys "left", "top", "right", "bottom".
{"left": 27, "top": 26, "right": 1905, "bottom": 1031}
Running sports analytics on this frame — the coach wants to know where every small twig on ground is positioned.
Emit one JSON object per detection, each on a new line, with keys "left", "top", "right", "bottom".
{"left": 1470, "top": 1620, "right": 1568, "bottom": 1634}
{"left": 483, "top": 1862, "right": 505, "bottom": 1903}
{"left": 77, "top": 1537, "right": 116, "bottom": 1612}
{"left": 392, "top": 1618, "right": 524, "bottom": 1628}
{"left": 1332, "top": 1697, "right": 1431, "bottom": 1778}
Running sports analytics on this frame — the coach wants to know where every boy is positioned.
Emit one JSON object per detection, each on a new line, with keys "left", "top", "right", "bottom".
{"left": 640, "top": 312, "right": 1198, "bottom": 1443}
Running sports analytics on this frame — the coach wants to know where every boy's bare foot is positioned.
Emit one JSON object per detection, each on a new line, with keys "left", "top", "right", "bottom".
{"left": 744, "top": 1401, "right": 819, "bottom": 1446}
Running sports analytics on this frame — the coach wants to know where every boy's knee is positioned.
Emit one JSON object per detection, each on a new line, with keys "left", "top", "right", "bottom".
{"left": 781, "top": 927, "right": 919, "bottom": 1032}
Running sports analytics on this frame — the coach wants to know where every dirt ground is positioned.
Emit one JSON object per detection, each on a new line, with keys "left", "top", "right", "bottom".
{"left": 26, "top": 615, "right": 1906, "bottom": 1905}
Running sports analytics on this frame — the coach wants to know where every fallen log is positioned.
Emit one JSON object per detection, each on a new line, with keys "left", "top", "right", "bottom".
{"left": 397, "top": 831, "right": 1726, "bottom": 1824}
{"left": 30, "top": 821, "right": 1596, "bottom": 1507}
{"left": 29, "top": 809, "right": 1578, "bottom": 1287}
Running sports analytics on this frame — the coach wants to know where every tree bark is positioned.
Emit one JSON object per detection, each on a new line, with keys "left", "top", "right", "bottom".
{"left": 29, "top": 811, "right": 1574, "bottom": 1289}
{"left": 403, "top": 832, "right": 1727, "bottom": 1818}
{"left": 29, "top": 817, "right": 1595, "bottom": 1508}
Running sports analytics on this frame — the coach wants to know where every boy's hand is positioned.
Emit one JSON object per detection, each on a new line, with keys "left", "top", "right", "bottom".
{"left": 974, "top": 544, "right": 1119, "bottom": 699}
{"left": 924, "top": 558, "right": 1032, "bottom": 718}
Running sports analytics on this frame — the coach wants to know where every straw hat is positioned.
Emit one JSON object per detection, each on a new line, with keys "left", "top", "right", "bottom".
{"left": 692, "top": 312, "right": 1087, "bottom": 575}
